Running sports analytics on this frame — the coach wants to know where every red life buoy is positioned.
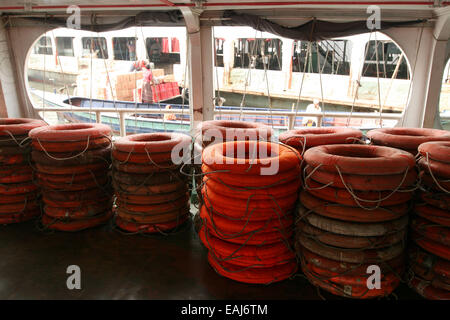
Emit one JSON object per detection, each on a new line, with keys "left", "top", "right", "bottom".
{"left": 415, "top": 203, "right": 450, "bottom": 227}
{"left": 41, "top": 211, "right": 112, "bottom": 232}
{"left": 0, "top": 192, "right": 37, "bottom": 204}
{"left": 302, "top": 212, "right": 408, "bottom": 238}
{"left": 198, "top": 120, "right": 272, "bottom": 147}
{"left": 412, "top": 231, "right": 450, "bottom": 261}
{"left": 116, "top": 190, "right": 187, "bottom": 205}
{"left": 44, "top": 202, "right": 112, "bottom": 220}
{"left": 0, "top": 145, "right": 31, "bottom": 155}
{"left": 113, "top": 180, "right": 185, "bottom": 195}
{"left": 300, "top": 191, "right": 408, "bottom": 223}
{"left": 203, "top": 176, "right": 301, "bottom": 200}
{"left": 419, "top": 157, "right": 450, "bottom": 179}
{"left": 31, "top": 148, "right": 111, "bottom": 167}
{"left": 279, "top": 127, "right": 362, "bottom": 150}
{"left": 112, "top": 170, "right": 183, "bottom": 186}
{"left": 421, "top": 173, "right": 450, "bottom": 191}
{"left": 207, "top": 253, "right": 297, "bottom": 284}
{"left": 37, "top": 175, "right": 109, "bottom": 192}
{"left": 117, "top": 206, "right": 189, "bottom": 224}
{"left": 202, "top": 163, "right": 300, "bottom": 187}
{"left": 32, "top": 136, "right": 111, "bottom": 153}
{"left": 298, "top": 233, "right": 404, "bottom": 264}
{"left": 29, "top": 123, "right": 112, "bottom": 142}
{"left": 0, "top": 170, "right": 33, "bottom": 184}
{"left": 199, "top": 205, "right": 293, "bottom": 238}
{"left": 36, "top": 170, "right": 108, "bottom": 184}
{"left": 0, "top": 200, "right": 39, "bottom": 214}
{"left": 199, "top": 226, "right": 295, "bottom": 268}
{"left": 367, "top": 128, "right": 450, "bottom": 151}
{"left": 42, "top": 195, "right": 110, "bottom": 208}
{"left": 0, "top": 209, "right": 40, "bottom": 224}
{"left": 409, "top": 259, "right": 450, "bottom": 291}
{"left": 116, "top": 194, "right": 188, "bottom": 215}
{"left": 297, "top": 219, "right": 406, "bottom": 249}
{"left": 43, "top": 187, "right": 110, "bottom": 203}
{"left": 114, "top": 214, "right": 188, "bottom": 234}
{"left": 202, "top": 140, "right": 301, "bottom": 175}
{"left": 419, "top": 141, "right": 450, "bottom": 164}
{"left": 409, "top": 275, "right": 450, "bottom": 300}
{"left": 0, "top": 154, "right": 27, "bottom": 165}
{"left": 409, "top": 245, "right": 450, "bottom": 279}
{"left": 420, "top": 192, "right": 450, "bottom": 211}
{"left": 305, "top": 165, "right": 417, "bottom": 191}
{"left": 0, "top": 182, "right": 37, "bottom": 195}
{"left": 411, "top": 216, "right": 450, "bottom": 247}
{"left": 114, "top": 132, "right": 191, "bottom": 153}
{"left": 305, "top": 179, "right": 413, "bottom": 207}
{"left": 304, "top": 144, "right": 415, "bottom": 175}
{"left": 36, "top": 162, "right": 110, "bottom": 175}
{"left": 0, "top": 118, "right": 47, "bottom": 136}
{"left": 113, "top": 161, "right": 177, "bottom": 174}
{"left": 112, "top": 149, "right": 176, "bottom": 164}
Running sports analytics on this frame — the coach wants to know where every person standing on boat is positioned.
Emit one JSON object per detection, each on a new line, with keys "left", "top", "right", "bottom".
{"left": 302, "top": 98, "right": 322, "bottom": 127}
{"left": 142, "top": 64, "right": 160, "bottom": 104}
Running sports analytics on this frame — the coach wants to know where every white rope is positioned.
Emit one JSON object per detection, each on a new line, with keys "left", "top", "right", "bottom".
{"left": 315, "top": 42, "right": 326, "bottom": 127}
{"left": 292, "top": 41, "right": 312, "bottom": 129}
{"left": 424, "top": 153, "right": 450, "bottom": 194}
{"left": 239, "top": 29, "right": 258, "bottom": 121}
{"left": 374, "top": 32, "right": 383, "bottom": 128}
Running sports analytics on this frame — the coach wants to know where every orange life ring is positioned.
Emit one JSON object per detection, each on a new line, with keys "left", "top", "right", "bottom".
{"left": 0, "top": 200, "right": 39, "bottom": 214}
{"left": 367, "top": 127, "right": 450, "bottom": 151}
{"left": 279, "top": 127, "right": 362, "bottom": 150}
{"left": 116, "top": 195, "right": 189, "bottom": 215}
{"left": 114, "top": 214, "right": 188, "bottom": 234}
{"left": 411, "top": 216, "right": 450, "bottom": 247}
{"left": 41, "top": 211, "right": 112, "bottom": 232}
{"left": 203, "top": 175, "right": 301, "bottom": 200}
{"left": 0, "top": 182, "right": 37, "bottom": 195}
{"left": 43, "top": 187, "right": 111, "bottom": 203}
{"left": 412, "top": 231, "right": 450, "bottom": 261}
{"left": 0, "top": 171, "right": 33, "bottom": 184}
{"left": 112, "top": 149, "right": 179, "bottom": 164}
{"left": 419, "top": 141, "right": 450, "bottom": 164}
{"left": 31, "top": 148, "right": 111, "bottom": 167}
{"left": 36, "top": 170, "right": 108, "bottom": 184}
{"left": 37, "top": 175, "right": 109, "bottom": 191}
{"left": 203, "top": 185, "right": 298, "bottom": 210}
{"left": 408, "top": 245, "right": 450, "bottom": 279}
{"left": 305, "top": 165, "right": 417, "bottom": 191}
{"left": 0, "top": 118, "right": 47, "bottom": 136}
{"left": 199, "top": 205, "right": 293, "bottom": 238}
{"left": 199, "top": 226, "right": 295, "bottom": 268}
{"left": 113, "top": 180, "right": 185, "bottom": 195}
{"left": 301, "top": 255, "right": 401, "bottom": 299}
{"left": 300, "top": 191, "right": 408, "bottom": 223}
{"left": 116, "top": 206, "right": 189, "bottom": 224}
{"left": 112, "top": 170, "right": 184, "bottom": 186}
{"left": 202, "top": 163, "right": 300, "bottom": 187}
{"left": 29, "top": 123, "right": 112, "bottom": 142}
{"left": 300, "top": 246, "right": 404, "bottom": 278}
{"left": 36, "top": 162, "right": 110, "bottom": 175}
{"left": 297, "top": 219, "right": 406, "bottom": 249}
{"left": 304, "top": 144, "right": 415, "bottom": 175}
{"left": 0, "top": 154, "right": 27, "bottom": 165}
{"left": 202, "top": 140, "right": 301, "bottom": 175}
{"left": 415, "top": 203, "right": 450, "bottom": 227}
{"left": 44, "top": 202, "right": 112, "bottom": 220}
{"left": 0, "top": 192, "right": 38, "bottom": 204}
{"left": 42, "top": 195, "right": 111, "bottom": 208}
{"left": 116, "top": 190, "right": 187, "bottom": 205}
{"left": 409, "top": 275, "right": 450, "bottom": 300}
{"left": 302, "top": 212, "right": 408, "bottom": 238}
{"left": 198, "top": 120, "right": 272, "bottom": 147}
{"left": 207, "top": 253, "right": 297, "bottom": 284}
{"left": 420, "top": 191, "right": 450, "bottom": 211}
{"left": 298, "top": 233, "right": 404, "bottom": 264}
{"left": 114, "top": 132, "right": 191, "bottom": 153}
{"left": 0, "top": 145, "right": 31, "bottom": 155}
{"left": 113, "top": 161, "right": 177, "bottom": 174}
{"left": 305, "top": 179, "right": 413, "bottom": 207}
{"left": 0, "top": 209, "right": 40, "bottom": 225}
{"left": 419, "top": 157, "right": 450, "bottom": 179}
{"left": 32, "top": 136, "right": 111, "bottom": 153}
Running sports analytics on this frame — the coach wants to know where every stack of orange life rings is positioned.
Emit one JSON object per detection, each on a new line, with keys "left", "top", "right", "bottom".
{"left": 200, "top": 140, "right": 301, "bottom": 284}
{"left": 0, "top": 118, "right": 47, "bottom": 224}
{"left": 29, "top": 123, "right": 113, "bottom": 231}
{"left": 367, "top": 128, "right": 450, "bottom": 155}
{"left": 279, "top": 127, "right": 363, "bottom": 155}
{"left": 407, "top": 141, "right": 450, "bottom": 299}
{"left": 112, "top": 132, "right": 192, "bottom": 234}
{"left": 194, "top": 120, "right": 273, "bottom": 201}
{"left": 298, "top": 144, "right": 417, "bottom": 298}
